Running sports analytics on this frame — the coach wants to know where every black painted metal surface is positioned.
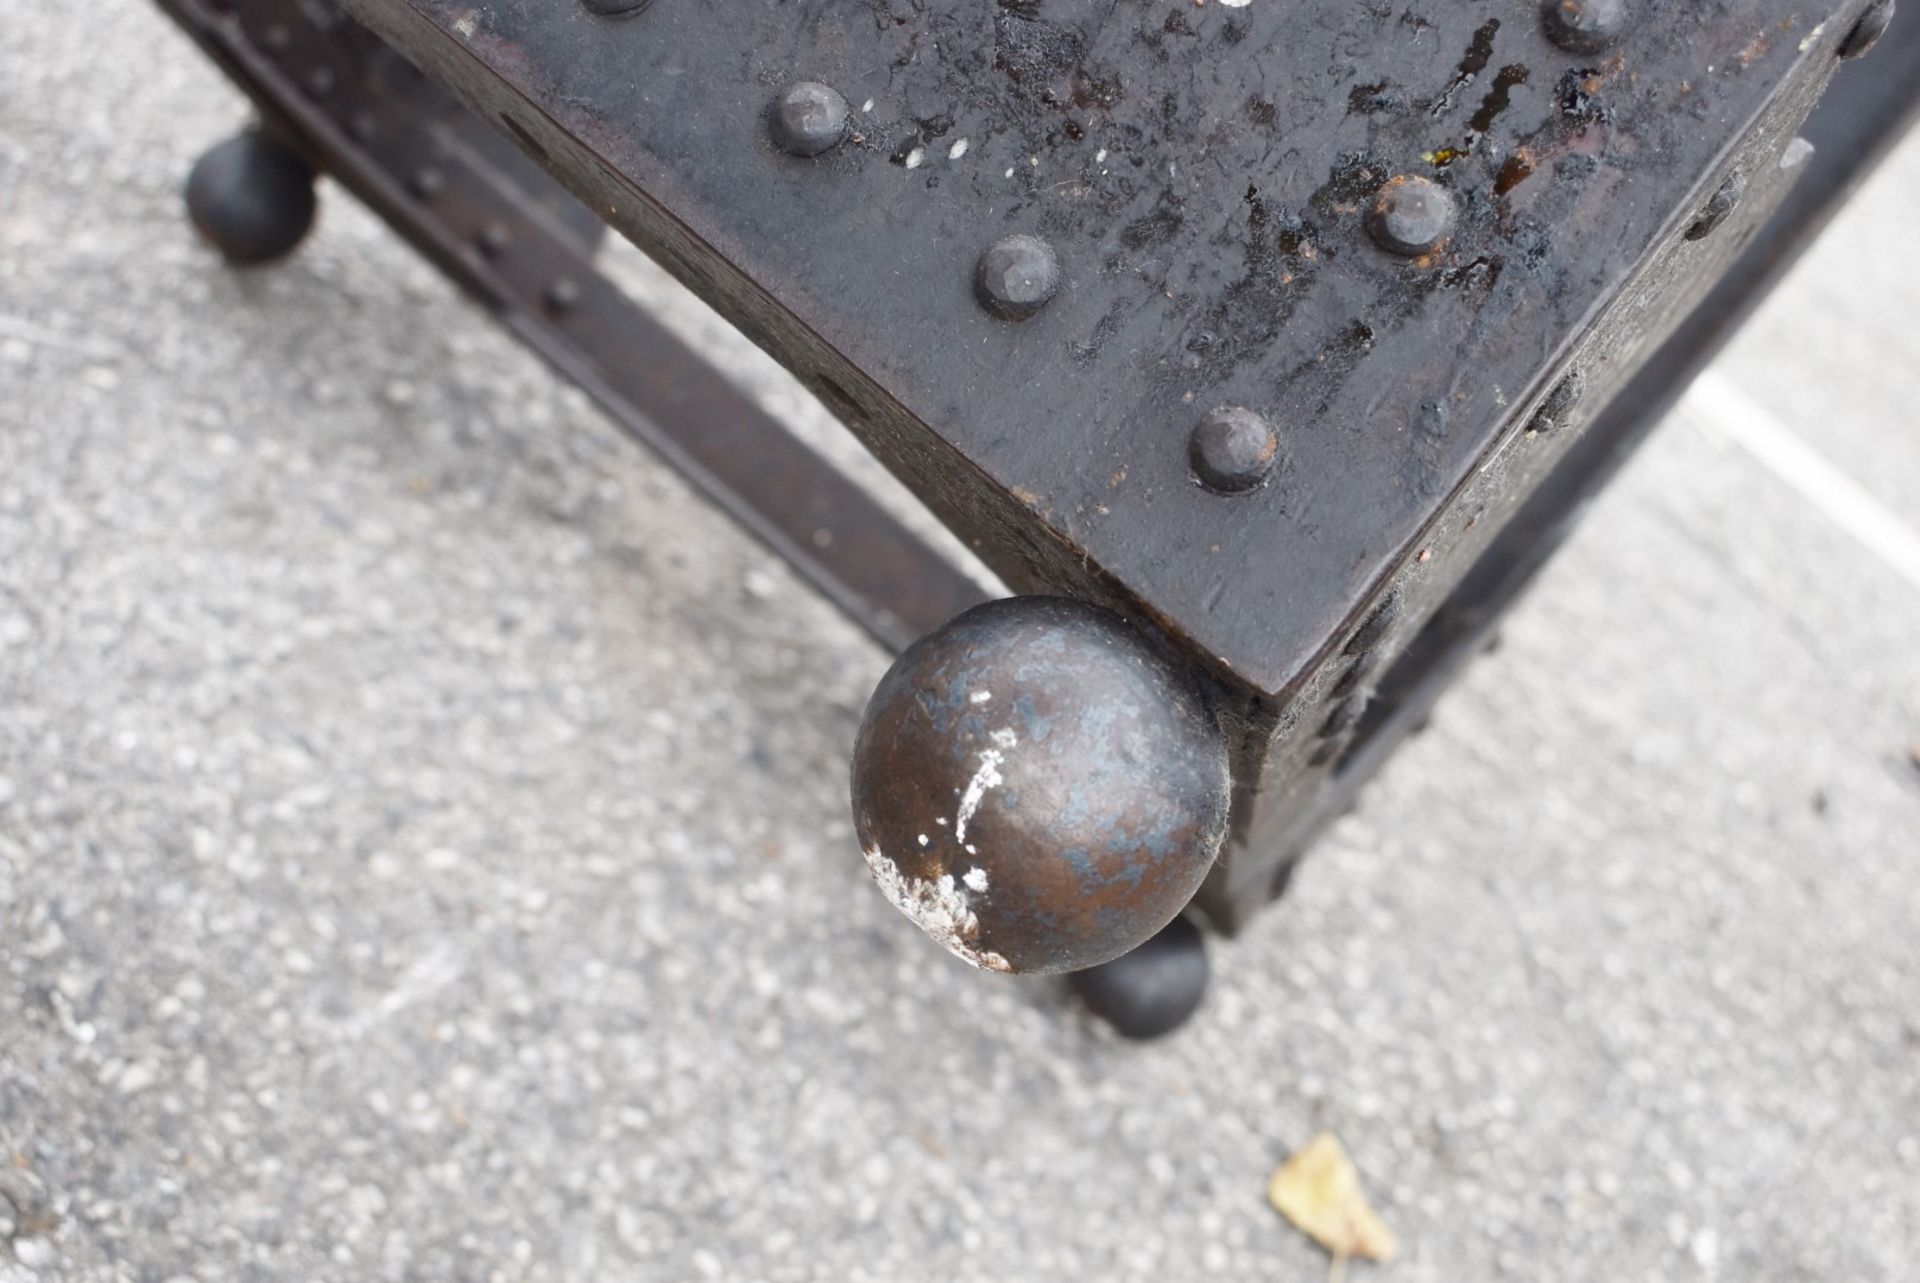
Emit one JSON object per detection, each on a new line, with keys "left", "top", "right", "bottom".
{"left": 1197, "top": 9, "right": 1920, "bottom": 932}
{"left": 155, "top": 0, "right": 986, "bottom": 653}
{"left": 340, "top": 0, "right": 1854, "bottom": 705}
{"left": 850, "top": 597, "right": 1230, "bottom": 975}
{"left": 154, "top": 0, "right": 1910, "bottom": 955}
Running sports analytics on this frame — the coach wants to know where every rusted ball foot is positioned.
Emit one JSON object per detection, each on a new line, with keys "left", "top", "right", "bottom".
{"left": 850, "top": 597, "right": 1230, "bottom": 975}
{"left": 185, "top": 131, "right": 317, "bottom": 266}
{"left": 1069, "top": 914, "right": 1210, "bottom": 1039}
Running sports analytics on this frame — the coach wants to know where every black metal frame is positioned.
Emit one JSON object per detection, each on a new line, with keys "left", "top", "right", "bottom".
{"left": 156, "top": 0, "right": 1917, "bottom": 945}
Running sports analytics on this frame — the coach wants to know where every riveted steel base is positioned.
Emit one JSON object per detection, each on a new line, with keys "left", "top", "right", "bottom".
{"left": 154, "top": 0, "right": 1918, "bottom": 979}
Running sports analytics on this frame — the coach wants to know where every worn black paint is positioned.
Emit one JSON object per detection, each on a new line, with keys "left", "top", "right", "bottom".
{"left": 1541, "top": 0, "right": 1629, "bottom": 54}
{"left": 336, "top": 0, "right": 1838, "bottom": 707}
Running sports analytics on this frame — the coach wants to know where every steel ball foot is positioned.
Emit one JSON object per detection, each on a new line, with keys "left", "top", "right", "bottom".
{"left": 1069, "top": 914, "right": 1210, "bottom": 1039}
{"left": 184, "top": 130, "right": 318, "bottom": 267}
{"left": 850, "top": 596, "right": 1231, "bottom": 976}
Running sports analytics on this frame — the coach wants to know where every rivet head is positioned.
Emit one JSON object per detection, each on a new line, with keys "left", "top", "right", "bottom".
{"left": 1188, "top": 407, "right": 1279, "bottom": 494}
{"left": 1541, "top": 0, "right": 1630, "bottom": 53}
{"left": 1528, "top": 369, "right": 1586, "bottom": 433}
{"left": 1839, "top": 0, "right": 1896, "bottom": 59}
{"left": 408, "top": 166, "right": 446, "bottom": 200}
{"left": 1685, "top": 174, "right": 1745, "bottom": 240}
{"left": 544, "top": 278, "right": 582, "bottom": 313}
{"left": 769, "top": 81, "right": 850, "bottom": 158}
{"left": 974, "top": 234, "right": 1060, "bottom": 321}
{"left": 476, "top": 221, "right": 513, "bottom": 260}
{"left": 1344, "top": 590, "right": 1402, "bottom": 656}
{"left": 1365, "top": 175, "right": 1455, "bottom": 257}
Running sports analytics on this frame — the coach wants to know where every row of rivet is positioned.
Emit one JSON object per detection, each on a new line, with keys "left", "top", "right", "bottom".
{"left": 575, "top": 0, "right": 1893, "bottom": 502}
{"left": 398, "top": 157, "right": 584, "bottom": 316}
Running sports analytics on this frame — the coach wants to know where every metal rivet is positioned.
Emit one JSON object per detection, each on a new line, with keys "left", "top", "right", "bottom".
{"left": 769, "top": 81, "right": 850, "bottom": 158}
{"left": 1839, "top": 0, "right": 1896, "bottom": 58}
{"left": 1344, "top": 590, "right": 1401, "bottom": 656}
{"left": 1685, "top": 174, "right": 1745, "bottom": 240}
{"left": 349, "top": 111, "right": 378, "bottom": 142}
{"left": 305, "top": 67, "right": 336, "bottom": 99}
{"left": 1317, "top": 695, "right": 1368, "bottom": 740}
{"left": 1365, "top": 176, "right": 1455, "bottom": 257}
{"left": 1541, "top": 0, "right": 1630, "bottom": 53}
{"left": 260, "top": 22, "right": 292, "bottom": 51}
{"left": 1188, "top": 407, "right": 1279, "bottom": 494}
{"left": 1330, "top": 650, "right": 1380, "bottom": 698}
{"left": 545, "top": 278, "right": 582, "bottom": 313}
{"left": 1528, "top": 369, "right": 1586, "bottom": 433}
{"left": 476, "top": 221, "right": 513, "bottom": 260}
{"left": 409, "top": 166, "right": 446, "bottom": 200}
{"left": 974, "top": 234, "right": 1060, "bottom": 321}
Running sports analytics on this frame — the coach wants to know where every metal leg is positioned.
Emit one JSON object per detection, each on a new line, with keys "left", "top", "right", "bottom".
{"left": 154, "top": 0, "right": 984, "bottom": 654}
{"left": 1069, "top": 915, "right": 1210, "bottom": 1040}
{"left": 184, "top": 130, "right": 317, "bottom": 266}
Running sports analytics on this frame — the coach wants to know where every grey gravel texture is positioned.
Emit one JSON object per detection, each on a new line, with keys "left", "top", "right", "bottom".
{"left": 4, "top": 7, "right": 1920, "bottom": 1282}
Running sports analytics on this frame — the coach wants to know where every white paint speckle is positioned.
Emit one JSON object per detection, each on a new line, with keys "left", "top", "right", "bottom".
{"left": 970, "top": 690, "right": 993, "bottom": 704}
{"left": 935, "top": 817, "right": 948, "bottom": 827}
{"left": 862, "top": 98, "right": 875, "bottom": 113}
{"left": 1005, "top": 166, "right": 1016, "bottom": 179}
{"left": 1095, "top": 148, "right": 1108, "bottom": 163}
{"left": 965, "top": 844, "right": 978, "bottom": 856}
{"left": 863, "top": 845, "right": 1011, "bottom": 972}
{"left": 453, "top": 11, "right": 478, "bottom": 37}
{"left": 955, "top": 730, "right": 1017, "bottom": 843}
{"left": 917, "top": 833, "right": 929, "bottom": 847}
{"left": 1219, "top": 0, "right": 1251, "bottom": 7}
{"left": 948, "top": 138, "right": 970, "bottom": 161}
{"left": 905, "top": 147, "right": 926, "bottom": 170}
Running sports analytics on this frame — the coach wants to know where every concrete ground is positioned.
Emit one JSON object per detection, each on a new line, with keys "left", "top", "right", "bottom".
{"left": 3, "top": 7, "right": 1918, "bottom": 1282}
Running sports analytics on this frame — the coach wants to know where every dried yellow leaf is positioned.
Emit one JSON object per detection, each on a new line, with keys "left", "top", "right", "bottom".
{"left": 1267, "top": 1133, "right": 1399, "bottom": 1265}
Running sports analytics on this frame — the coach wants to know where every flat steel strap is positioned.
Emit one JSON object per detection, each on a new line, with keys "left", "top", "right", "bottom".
{"left": 157, "top": 0, "right": 988, "bottom": 653}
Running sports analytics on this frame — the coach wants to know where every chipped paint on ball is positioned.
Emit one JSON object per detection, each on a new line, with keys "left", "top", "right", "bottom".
{"left": 863, "top": 845, "right": 1011, "bottom": 972}
{"left": 954, "top": 730, "right": 1015, "bottom": 843}
{"left": 848, "top": 597, "right": 1232, "bottom": 974}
